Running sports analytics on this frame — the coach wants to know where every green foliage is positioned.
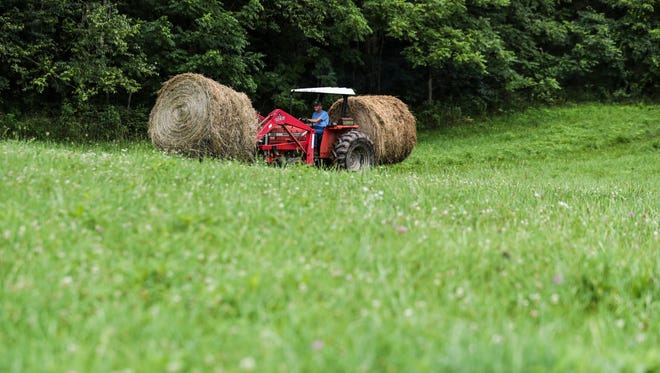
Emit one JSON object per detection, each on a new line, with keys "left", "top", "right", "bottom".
{"left": 389, "top": 0, "right": 486, "bottom": 71}
{"left": 1, "top": 104, "right": 149, "bottom": 142}
{"left": 0, "top": 1, "right": 153, "bottom": 104}
{"left": 492, "top": 0, "right": 659, "bottom": 103}
{"left": 121, "top": 0, "right": 261, "bottom": 94}
{"left": 1, "top": 0, "right": 659, "bottom": 139}
{"left": 243, "top": 0, "right": 371, "bottom": 111}
{"left": 61, "top": 2, "right": 153, "bottom": 102}
{"left": 414, "top": 99, "right": 483, "bottom": 129}
{"left": 607, "top": 0, "right": 660, "bottom": 96}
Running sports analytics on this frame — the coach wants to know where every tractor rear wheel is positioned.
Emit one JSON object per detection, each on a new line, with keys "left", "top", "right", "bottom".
{"left": 333, "top": 130, "right": 375, "bottom": 170}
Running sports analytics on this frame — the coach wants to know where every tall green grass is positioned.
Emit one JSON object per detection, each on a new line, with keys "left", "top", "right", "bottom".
{"left": 1, "top": 103, "right": 659, "bottom": 372}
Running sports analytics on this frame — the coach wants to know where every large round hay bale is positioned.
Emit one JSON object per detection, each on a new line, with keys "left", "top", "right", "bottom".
{"left": 328, "top": 95, "right": 416, "bottom": 164}
{"left": 148, "top": 73, "right": 257, "bottom": 161}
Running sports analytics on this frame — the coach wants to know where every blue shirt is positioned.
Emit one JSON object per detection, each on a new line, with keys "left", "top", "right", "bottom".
{"left": 311, "top": 110, "right": 329, "bottom": 134}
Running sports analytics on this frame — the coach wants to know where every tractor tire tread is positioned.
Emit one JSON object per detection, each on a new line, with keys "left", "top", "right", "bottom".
{"left": 333, "top": 130, "right": 375, "bottom": 170}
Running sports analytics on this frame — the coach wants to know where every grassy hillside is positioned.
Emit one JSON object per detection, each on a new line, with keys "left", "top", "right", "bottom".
{"left": 1, "top": 103, "right": 659, "bottom": 372}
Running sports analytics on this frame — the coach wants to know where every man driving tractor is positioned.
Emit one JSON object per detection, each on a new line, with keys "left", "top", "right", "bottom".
{"left": 306, "top": 101, "right": 329, "bottom": 150}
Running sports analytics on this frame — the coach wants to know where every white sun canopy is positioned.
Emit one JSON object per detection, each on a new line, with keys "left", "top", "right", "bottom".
{"left": 290, "top": 87, "right": 356, "bottom": 95}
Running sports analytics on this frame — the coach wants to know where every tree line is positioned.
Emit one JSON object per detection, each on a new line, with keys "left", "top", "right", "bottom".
{"left": 1, "top": 0, "right": 658, "bottom": 139}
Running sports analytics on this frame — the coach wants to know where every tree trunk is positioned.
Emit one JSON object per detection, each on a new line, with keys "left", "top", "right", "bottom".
{"left": 377, "top": 33, "right": 384, "bottom": 93}
{"left": 428, "top": 68, "right": 433, "bottom": 103}
{"left": 364, "top": 33, "right": 384, "bottom": 93}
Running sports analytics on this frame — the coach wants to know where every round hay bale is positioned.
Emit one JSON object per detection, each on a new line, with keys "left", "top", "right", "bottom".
{"left": 148, "top": 73, "right": 258, "bottom": 161}
{"left": 328, "top": 95, "right": 416, "bottom": 164}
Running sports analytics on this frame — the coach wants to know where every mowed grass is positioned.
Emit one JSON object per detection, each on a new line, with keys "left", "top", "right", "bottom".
{"left": 1, "top": 103, "right": 659, "bottom": 372}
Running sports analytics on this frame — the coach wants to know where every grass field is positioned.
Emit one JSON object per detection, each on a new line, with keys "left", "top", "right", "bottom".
{"left": 1, "top": 103, "right": 659, "bottom": 372}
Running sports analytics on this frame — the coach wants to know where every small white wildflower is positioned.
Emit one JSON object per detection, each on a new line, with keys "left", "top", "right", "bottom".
{"left": 491, "top": 334, "right": 504, "bottom": 344}
{"left": 558, "top": 201, "right": 570, "bottom": 209}
{"left": 166, "top": 360, "right": 183, "bottom": 373}
{"left": 239, "top": 357, "right": 256, "bottom": 371}
{"left": 615, "top": 319, "right": 625, "bottom": 328}
{"left": 60, "top": 276, "right": 73, "bottom": 287}
{"left": 404, "top": 308, "right": 414, "bottom": 318}
{"left": 551, "top": 293, "right": 560, "bottom": 304}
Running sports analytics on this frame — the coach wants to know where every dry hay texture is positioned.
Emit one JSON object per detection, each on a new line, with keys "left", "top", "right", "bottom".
{"left": 148, "top": 73, "right": 258, "bottom": 161}
{"left": 328, "top": 95, "right": 417, "bottom": 164}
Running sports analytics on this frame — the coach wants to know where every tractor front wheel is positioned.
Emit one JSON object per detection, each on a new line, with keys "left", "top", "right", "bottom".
{"left": 333, "top": 130, "right": 375, "bottom": 170}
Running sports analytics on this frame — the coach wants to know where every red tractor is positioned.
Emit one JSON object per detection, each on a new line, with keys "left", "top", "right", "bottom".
{"left": 255, "top": 87, "right": 375, "bottom": 170}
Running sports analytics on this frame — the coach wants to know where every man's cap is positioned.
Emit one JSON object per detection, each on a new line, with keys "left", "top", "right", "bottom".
{"left": 313, "top": 101, "right": 322, "bottom": 106}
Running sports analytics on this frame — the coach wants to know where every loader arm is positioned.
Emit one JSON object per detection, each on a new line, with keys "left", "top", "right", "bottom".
{"left": 256, "top": 109, "right": 315, "bottom": 165}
